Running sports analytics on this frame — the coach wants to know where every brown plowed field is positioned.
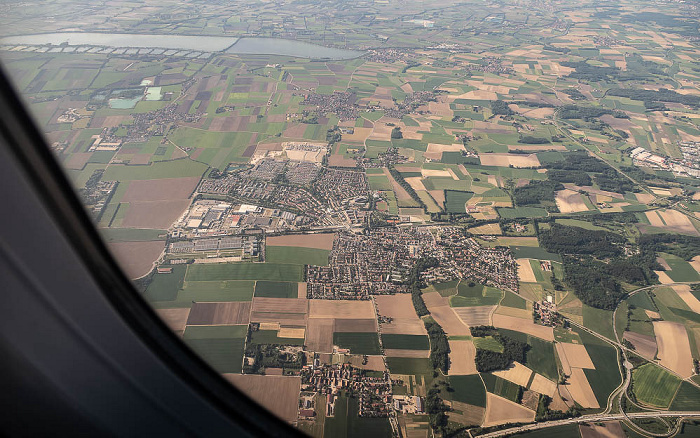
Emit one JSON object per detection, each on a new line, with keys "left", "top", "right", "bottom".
{"left": 483, "top": 393, "right": 535, "bottom": 427}
{"left": 334, "top": 318, "right": 377, "bottom": 333}
{"left": 654, "top": 321, "right": 694, "bottom": 378}
{"left": 253, "top": 297, "right": 308, "bottom": 313}
{"left": 121, "top": 200, "right": 191, "bottom": 229}
{"left": 224, "top": 374, "right": 301, "bottom": 422}
{"left": 453, "top": 306, "right": 494, "bottom": 327}
{"left": 448, "top": 340, "right": 477, "bottom": 375}
{"left": 623, "top": 331, "right": 657, "bottom": 359}
{"left": 186, "top": 302, "right": 252, "bottom": 325}
{"left": 155, "top": 308, "right": 190, "bottom": 333}
{"left": 309, "top": 300, "right": 374, "bottom": 319}
{"left": 493, "top": 314, "right": 554, "bottom": 341}
{"left": 121, "top": 177, "right": 200, "bottom": 202}
{"left": 566, "top": 368, "right": 599, "bottom": 408}
{"left": 579, "top": 421, "right": 625, "bottom": 438}
{"left": 384, "top": 349, "right": 430, "bottom": 358}
{"left": 448, "top": 401, "right": 484, "bottom": 426}
{"left": 306, "top": 318, "right": 334, "bottom": 352}
{"left": 108, "top": 240, "right": 164, "bottom": 279}
{"left": 529, "top": 373, "right": 557, "bottom": 397}
{"left": 266, "top": 233, "right": 336, "bottom": 250}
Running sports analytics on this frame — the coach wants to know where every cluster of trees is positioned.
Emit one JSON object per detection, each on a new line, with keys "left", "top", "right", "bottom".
{"left": 561, "top": 256, "right": 627, "bottom": 310}
{"left": 390, "top": 126, "right": 403, "bottom": 139}
{"left": 639, "top": 233, "right": 700, "bottom": 261}
{"left": 548, "top": 169, "right": 592, "bottom": 186}
{"left": 607, "top": 87, "right": 700, "bottom": 109}
{"left": 594, "top": 168, "right": 637, "bottom": 193}
{"left": 539, "top": 224, "right": 625, "bottom": 258}
{"left": 535, "top": 395, "right": 579, "bottom": 422}
{"left": 425, "top": 319, "right": 450, "bottom": 374}
{"left": 561, "top": 60, "right": 620, "bottom": 81}
{"left": 388, "top": 166, "right": 427, "bottom": 212}
{"left": 510, "top": 100, "right": 556, "bottom": 108}
{"left": 326, "top": 127, "right": 342, "bottom": 144}
{"left": 407, "top": 257, "right": 440, "bottom": 317}
{"left": 518, "top": 135, "right": 551, "bottom": 144}
{"left": 490, "top": 100, "right": 515, "bottom": 116}
{"left": 559, "top": 104, "right": 627, "bottom": 121}
{"left": 470, "top": 326, "right": 529, "bottom": 372}
{"left": 539, "top": 224, "right": 659, "bottom": 309}
{"left": 546, "top": 151, "right": 635, "bottom": 193}
{"left": 243, "top": 344, "right": 305, "bottom": 374}
{"left": 513, "top": 180, "right": 563, "bottom": 205}
{"left": 562, "top": 88, "right": 587, "bottom": 100}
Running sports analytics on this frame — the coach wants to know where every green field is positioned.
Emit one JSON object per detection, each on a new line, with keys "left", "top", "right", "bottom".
{"left": 186, "top": 262, "right": 304, "bottom": 282}
{"left": 497, "top": 207, "right": 548, "bottom": 219}
{"left": 632, "top": 364, "right": 681, "bottom": 408}
{"left": 143, "top": 265, "right": 186, "bottom": 302}
{"left": 182, "top": 325, "right": 247, "bottom": 373}
{"left": 448, "top": 375, "right": 487, "bottom": 407}
{"left": 501, "top": 291, "right": 527, "bottom": 309}
{"left": 576, "top": 328, "right": 622, "bottom": 409}
{"left": 510, "top": 246, "right": 562, "bottom": 262}
{"left": 367, "top": 174, "right": 393, "bottom": 191}
{"left": 582, "top": 304, "right": 615, "bottom": 340}
{"left": 670, "top": 381, "right": 700, "bottom": 411}
{"left": 665, "top": 258, "right": 700, "bottom": 282}
{"left": 430, "top": 280, "right": 459, "bottom": 297}
{"left": 385, "top": 357, "right": 433, "bottom": 376}
{"left": 102, "top": 159, "right": 207, "bottom": 180}
{"left": 444, "top": 190, "right": 473, "bottom": 213}
{"left": 250, "top": 329, "right": 305, "bottom": 346}
{"left": 333, "top": 332, "right": 381, "bottom": 355}
{"left": 555, "top": 219, "right": 608, "bottom": 231}
{"left": 254, "top": 281, "right": 298, "bottom": 298}
{"left": 450, "top": 283, "right": 502, "bottom": 307}
{"left": 481, "top": 373, "right": 522, "bottom": 403}
{"left": 323, "top": 393, "right": 392, "bottom": 438}
{"left": 473, "top": 336, "right": 504, "bottom": 352}
{"left": 381, "top": 334, "right": 430, "bottom": 350}
{"left": 497, "top": 329, "right": 558, "bottom": 380}
{"left": 514, "top": 424, "right": 581, "bottom": 438}
{"left": 100, "top": 228, "right": 166, "bottom": 242}
{"left": 266, "top": 246, "right": 330, "bottom": 266}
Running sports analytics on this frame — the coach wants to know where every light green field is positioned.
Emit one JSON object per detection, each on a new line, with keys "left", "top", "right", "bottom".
{"left": 632, "top": 364, "right": 681, "bottom": 408}
{"left": 186, "top": 262, "right": 304, "bottom": 282}
{"left": 266, "top": 246, "right": 330, "bottom": 266}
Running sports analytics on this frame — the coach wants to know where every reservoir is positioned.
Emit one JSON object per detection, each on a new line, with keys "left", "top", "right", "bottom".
{"left": 0, "top": 32, "right": 237, "bottom": 52}
{"left": 226, "top": 37, "right": 363, "bottom": 60}
{"left": 0, "top": 33, "right": 363, "bottom": 60}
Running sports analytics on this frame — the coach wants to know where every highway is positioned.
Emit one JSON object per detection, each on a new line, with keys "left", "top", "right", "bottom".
{"left": 474, "top": 411, "right": 700, "bottom": 438}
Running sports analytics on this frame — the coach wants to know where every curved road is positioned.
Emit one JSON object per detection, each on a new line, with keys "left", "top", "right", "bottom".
{"left": 472, "top": 282, "right": 700, "bottom": 438}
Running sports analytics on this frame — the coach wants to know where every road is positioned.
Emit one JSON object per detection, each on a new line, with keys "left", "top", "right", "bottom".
{"left": 474, "top": 411, "right": 700, "bottom": 438}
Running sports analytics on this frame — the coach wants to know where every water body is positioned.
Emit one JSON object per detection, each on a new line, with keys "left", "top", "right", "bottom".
{"left": 226, "top": 37, "right": 363, "bottom": 60}
{"left": 0, "top": 33, "right": 363, "bottom": 59}
{"left": 145, "top": 87, "right": 162, "bottom": 101}
{"left": 109, "top": 96, "right": 142, "bottom": 109}
{"left": 0, "top": 33, "right": 237, "bottom": 52}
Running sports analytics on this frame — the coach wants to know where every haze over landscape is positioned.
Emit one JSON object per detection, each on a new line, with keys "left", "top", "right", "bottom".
{"left": 2, "top": 0, "right": 700, "bottom": 436}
